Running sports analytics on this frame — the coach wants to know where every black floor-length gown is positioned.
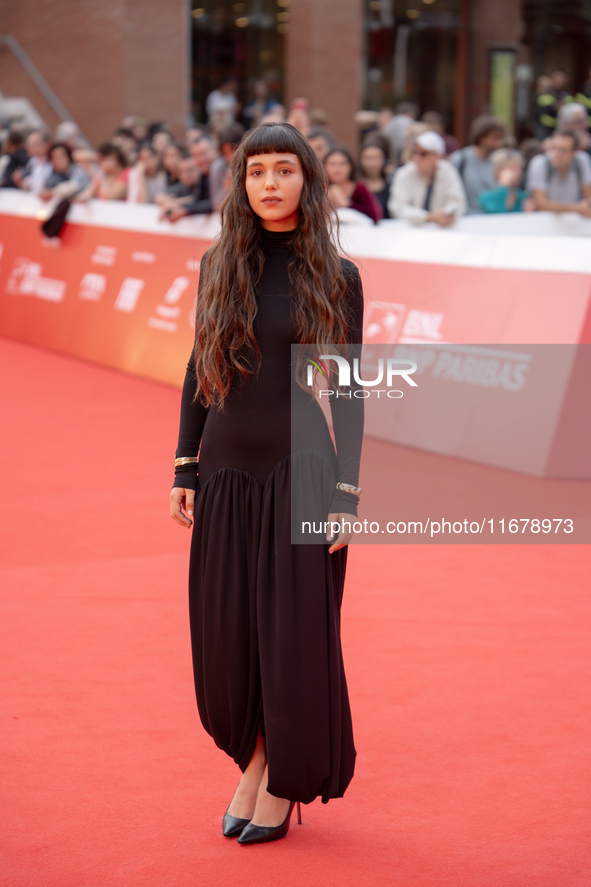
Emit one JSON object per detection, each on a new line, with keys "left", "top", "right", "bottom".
{"left": 172, "top": 227, "right": 364, "bottom": 805}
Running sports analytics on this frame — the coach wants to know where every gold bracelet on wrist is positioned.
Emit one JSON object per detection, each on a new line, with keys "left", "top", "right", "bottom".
{"left": 335, "top": 482, "right": 362, "bottom": 500}
{"left": 174, "top": 456, "right": 199, "bottom": 469}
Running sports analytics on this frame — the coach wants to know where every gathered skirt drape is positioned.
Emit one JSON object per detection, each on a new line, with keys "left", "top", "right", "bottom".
{"left": 188, "top": 449, "right": 356, "bottom": 805}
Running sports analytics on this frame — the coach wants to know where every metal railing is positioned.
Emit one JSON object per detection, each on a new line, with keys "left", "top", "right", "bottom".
{"left": 0, "top": 34, "right": 84, "bottom": 137}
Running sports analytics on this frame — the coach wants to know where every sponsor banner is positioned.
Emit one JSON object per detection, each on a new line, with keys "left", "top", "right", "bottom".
{"left": 358, "top": 342, "right": 589, "bottom": 478}
{"left": 291, "top": 344, "right": 591, "bottom": 545}
{"left": 358, "top": 258, "right": 591, "bottom": 346}
{"left": 0, "top": 213, "right": 206, "bottom": 387}
{"left": 1, "top": 195, "right": 591, "bottom": 393}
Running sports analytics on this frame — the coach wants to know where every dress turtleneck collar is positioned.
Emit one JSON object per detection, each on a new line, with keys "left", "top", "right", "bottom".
{"left": 260, "top": 226, "right": 296, "bottom": 253}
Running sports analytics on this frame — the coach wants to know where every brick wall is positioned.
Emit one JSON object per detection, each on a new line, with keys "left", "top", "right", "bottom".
{"left": 285, "top": 0, "right": 363, "bottom": 150}
{"left": 0, "top": 0, "right": 188, "bottom": 145}
{"left": 0, "top": 0, "right": 528, "bottom": 151}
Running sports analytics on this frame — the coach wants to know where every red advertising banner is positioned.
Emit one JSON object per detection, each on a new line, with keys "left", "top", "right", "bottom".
{"left": 1, "top": 195, "right": 591, "bottom": 478}
{"left": 358, "top": 258, "right": 591, "bottom": 347}
{"left": 0, "top": 213, "right": 206, "bottom": 387}
{"left": 1, "top": 196, "right": 591, "bottom": 390}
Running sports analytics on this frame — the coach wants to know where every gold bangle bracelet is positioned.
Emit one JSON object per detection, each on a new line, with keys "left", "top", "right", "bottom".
{"left": 174, "top": 456, "right": 199, "bottom": 469}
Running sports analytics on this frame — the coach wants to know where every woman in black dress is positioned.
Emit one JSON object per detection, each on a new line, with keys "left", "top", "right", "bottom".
{"left": 170, "top": 123, "right": 364, "bottom": 845}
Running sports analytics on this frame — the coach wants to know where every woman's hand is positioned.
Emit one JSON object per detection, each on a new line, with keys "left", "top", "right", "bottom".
{"left": 326, "top": 512, "right": 357, "bottom": 553}
{"left": 170, "top": 487, "right": 195, "bottom": 528}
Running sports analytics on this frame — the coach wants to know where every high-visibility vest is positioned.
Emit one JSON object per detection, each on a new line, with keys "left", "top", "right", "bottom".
{"left": 575, "top": 91, "right": 591, "bottom": 113}
{"left": 536, "top": 91, "right": 574, "bottom": 130}
{"left": 536, "top": 93, "right": 558, "bottom": 129}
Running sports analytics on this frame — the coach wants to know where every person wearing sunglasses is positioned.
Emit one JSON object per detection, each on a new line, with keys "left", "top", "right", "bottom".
{"left": 389, "top": 131, "right": 467, "bottom": 226}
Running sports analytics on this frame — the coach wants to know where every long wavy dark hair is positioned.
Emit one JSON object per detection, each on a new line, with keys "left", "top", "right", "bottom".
{"left": 192, "top": 122, "right": 356, "bottom": 409}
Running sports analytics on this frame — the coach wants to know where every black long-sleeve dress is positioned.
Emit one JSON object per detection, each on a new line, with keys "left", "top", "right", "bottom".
{"left": 172, "top": 227, "right": 364, "bottom": 805}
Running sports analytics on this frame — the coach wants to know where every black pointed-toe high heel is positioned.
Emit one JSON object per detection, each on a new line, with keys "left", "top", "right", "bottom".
{"left": 222, "top": 784, "right": 253, "bottom": 837}
{"left": 237, "top": 800, "right": 302, "bottom": 845}
{"left": 222, "top": 807, "right": 251, "bottom": 838}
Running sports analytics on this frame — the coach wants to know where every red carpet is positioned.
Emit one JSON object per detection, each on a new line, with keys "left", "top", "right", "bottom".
{"left": 1, "top": 336, "right": 590, "bottom": 887}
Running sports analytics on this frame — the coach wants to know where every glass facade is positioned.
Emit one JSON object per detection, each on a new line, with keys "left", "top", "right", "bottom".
{"left": 522, "top": 0, "right": 591, "bottom": 88}
{"left": 189, "top": 0, "right": 591, "bottom": 136}
{"left": 361, "top": 0, "right": 591, "bottom": 137}
{"left": 191, "top": 0, "right": 286, "bottom": 122}
{"left": 363, "top": 0, "right": 459, "bottom": 130}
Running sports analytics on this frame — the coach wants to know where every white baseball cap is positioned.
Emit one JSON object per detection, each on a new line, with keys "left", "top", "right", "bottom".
{"left": 414, "top": 131, "right": 446, "bottom": 155}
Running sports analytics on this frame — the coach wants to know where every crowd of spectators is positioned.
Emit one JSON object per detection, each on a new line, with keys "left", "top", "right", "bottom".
{"left": 3, "top": 66, "right": 591, "bottom": 232}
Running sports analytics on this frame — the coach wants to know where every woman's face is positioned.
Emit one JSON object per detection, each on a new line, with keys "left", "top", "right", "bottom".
{"left": 99, "top": 153, "right": 120, "bottom": 175}
{"left": 244, "top": 151, "right": 304, "bottom": 231}
{"left": 309, "top": 135, "right": 331, "bottom": 161}
{"left": 139, "top": 148, "right": 159, "bottom": 176}
{"left": 152, "top": 131, "right": 171, "bottom": 155}
{"left": 163, "top": 145, "right": 181, "bottom": 173}
{"left": 325, "top": 152, "right": 352, "bottom": 185}
{"left": 360, "top": 146, "right": 385, "bottom": 178}
{"left": 50, "top": 147, "right": 70, "bottom": 174}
